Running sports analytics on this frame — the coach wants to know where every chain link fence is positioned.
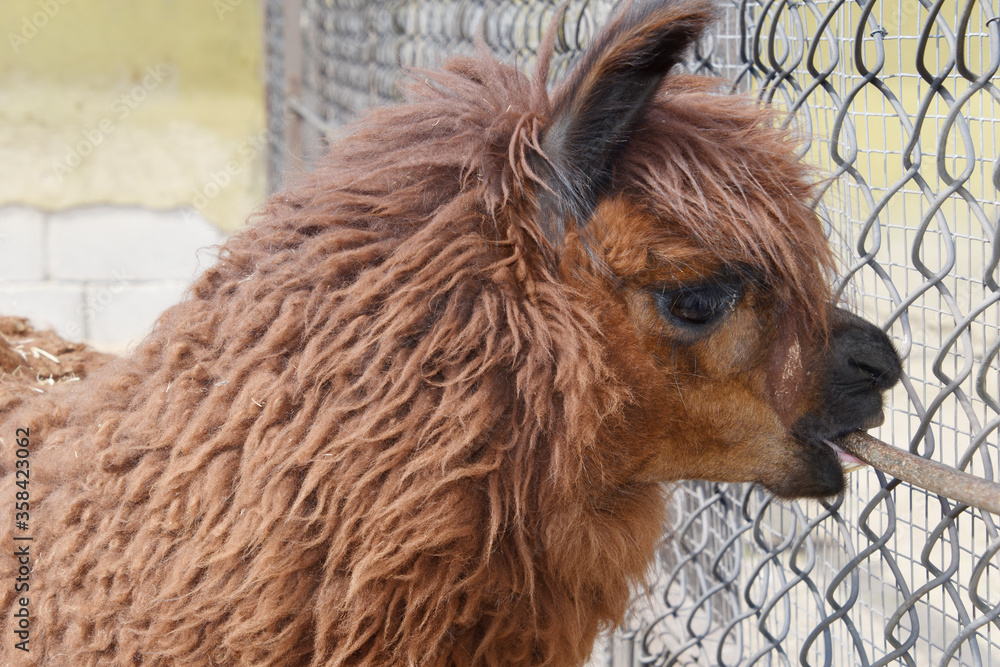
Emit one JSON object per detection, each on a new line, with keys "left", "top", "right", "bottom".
{"left": 263, "top": 0, "right": 1000, "bottom": 664}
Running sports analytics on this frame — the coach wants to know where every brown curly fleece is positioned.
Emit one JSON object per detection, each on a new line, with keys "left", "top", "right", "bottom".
{"left": 1, "top": 1, "right": 838, "bottom": 664}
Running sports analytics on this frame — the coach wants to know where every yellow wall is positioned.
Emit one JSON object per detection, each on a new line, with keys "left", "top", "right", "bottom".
{"left": 0, "top": 0, "right": 266, "bottom": 231}
{"left": 1, "top": 0, "right": 262, "bottom": 93}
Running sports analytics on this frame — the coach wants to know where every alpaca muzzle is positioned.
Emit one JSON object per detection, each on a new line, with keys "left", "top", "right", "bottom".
{"left": 779, "top": 307, "right": 903, "bottom": 496}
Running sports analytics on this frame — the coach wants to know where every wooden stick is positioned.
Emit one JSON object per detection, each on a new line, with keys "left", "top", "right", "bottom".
{"left": 834, "top": 431, "right": 1000, "bottom": 516}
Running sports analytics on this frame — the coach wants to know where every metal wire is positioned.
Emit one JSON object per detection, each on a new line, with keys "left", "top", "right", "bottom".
{"left": 263, "top": 0, "right": 1000, "bottom": 664}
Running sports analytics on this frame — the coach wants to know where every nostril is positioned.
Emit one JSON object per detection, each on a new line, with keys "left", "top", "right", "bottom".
{"left": 830, "top": 310, "right": 903, "bottom": 391}
{"left": 851, "top": 360, "right": 887, "bottom": 384}
{"left": 846, "top": 347, "right": 902, "bottom": 390}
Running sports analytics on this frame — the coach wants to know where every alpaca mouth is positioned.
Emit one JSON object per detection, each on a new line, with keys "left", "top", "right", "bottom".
{"left": 825, "top": 410, "right": 886, "bottom": 473}
{"left": 824, "top": 438, "right": 866, "bottom": 473}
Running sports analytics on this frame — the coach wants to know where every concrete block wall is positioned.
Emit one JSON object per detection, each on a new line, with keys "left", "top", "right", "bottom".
{"left": 0, "top": 205, "right": 226, "bottom": 352}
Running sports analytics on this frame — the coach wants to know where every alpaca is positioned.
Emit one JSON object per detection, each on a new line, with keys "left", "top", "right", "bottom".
{"left": 1, "top": 0, "right": 901, "bottom": 664}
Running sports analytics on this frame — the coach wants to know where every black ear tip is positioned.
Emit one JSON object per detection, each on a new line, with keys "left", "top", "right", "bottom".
{"left": 630, "top": 0, "right": 719, "bottom": 21}
{"left": 536, "top": 0, "right": 720, "bottom": 240}
{"left": 550, "top": 0, "right": 720, "bottom": 112}
{"left": 620, "top": 0, "right": 720, "bottom": 38}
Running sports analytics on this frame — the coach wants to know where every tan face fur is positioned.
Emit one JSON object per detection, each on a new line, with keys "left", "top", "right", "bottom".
{"left": 565, "top": 197, "right": 854, "bottom": 497}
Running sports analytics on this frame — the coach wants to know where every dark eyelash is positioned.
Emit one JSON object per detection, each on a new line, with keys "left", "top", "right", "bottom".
{"left": 652, "top": 279, "right": 742, "bottom": 330}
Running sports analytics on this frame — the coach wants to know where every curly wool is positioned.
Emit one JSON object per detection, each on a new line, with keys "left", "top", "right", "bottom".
{"left": 0, "top": 56, "right": 661, "bottom": 666}
{"left": 0, "top": 36, "right": 829, "bottom": 667}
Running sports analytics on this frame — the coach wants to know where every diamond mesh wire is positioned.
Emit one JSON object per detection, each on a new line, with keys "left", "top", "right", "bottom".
{"left": 263, "top": 0, "right": 1000, "bottom": 664}
{"left": 264, "top": 0, "right": 288, "bottom": 194}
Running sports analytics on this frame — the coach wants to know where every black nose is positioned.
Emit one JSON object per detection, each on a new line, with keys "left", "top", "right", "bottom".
{"left": 813, "top": 308, "right": 903, "bottom": 440}
{"left": 830, "top": 309, "right": 903, "bottom": 392}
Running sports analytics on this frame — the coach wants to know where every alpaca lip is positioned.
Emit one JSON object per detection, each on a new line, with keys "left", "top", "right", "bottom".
{"left": 824, "top": 410, "right": 886, "bottom": 473}
{"left": 860, "top": 410, "right": 886, "bottom": 430}
{"left": 824, "top": 438, "right": 867, "bottom": 473}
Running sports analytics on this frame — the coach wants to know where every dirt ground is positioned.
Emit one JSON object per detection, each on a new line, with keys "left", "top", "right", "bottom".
{"left": 0, "top": 316, "right": 114, "bottom": 413}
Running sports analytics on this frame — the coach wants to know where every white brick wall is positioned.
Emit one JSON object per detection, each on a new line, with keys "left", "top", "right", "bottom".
{"left": 0, "top": 205, "right": 226, "bottom": 351}
{"left": 0, "top": 207, "right": 46, "bottom": 281}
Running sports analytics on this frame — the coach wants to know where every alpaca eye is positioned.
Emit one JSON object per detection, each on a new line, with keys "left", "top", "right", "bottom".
{"left": 653, "top": 281, "right": 742, "bottom": 329}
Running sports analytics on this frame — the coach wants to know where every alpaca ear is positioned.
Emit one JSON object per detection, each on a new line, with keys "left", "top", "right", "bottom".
{"left": 537, "top": 0, "right": 716, "bottom": 240}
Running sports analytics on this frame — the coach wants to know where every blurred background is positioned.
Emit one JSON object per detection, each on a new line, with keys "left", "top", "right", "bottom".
{"left": 0, "top": 0, "right": 264, "bottom": 351}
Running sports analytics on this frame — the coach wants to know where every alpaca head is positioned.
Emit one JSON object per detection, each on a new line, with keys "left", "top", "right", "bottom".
{"left": 523, "top": 0, "right": 902, "bottom": 498}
